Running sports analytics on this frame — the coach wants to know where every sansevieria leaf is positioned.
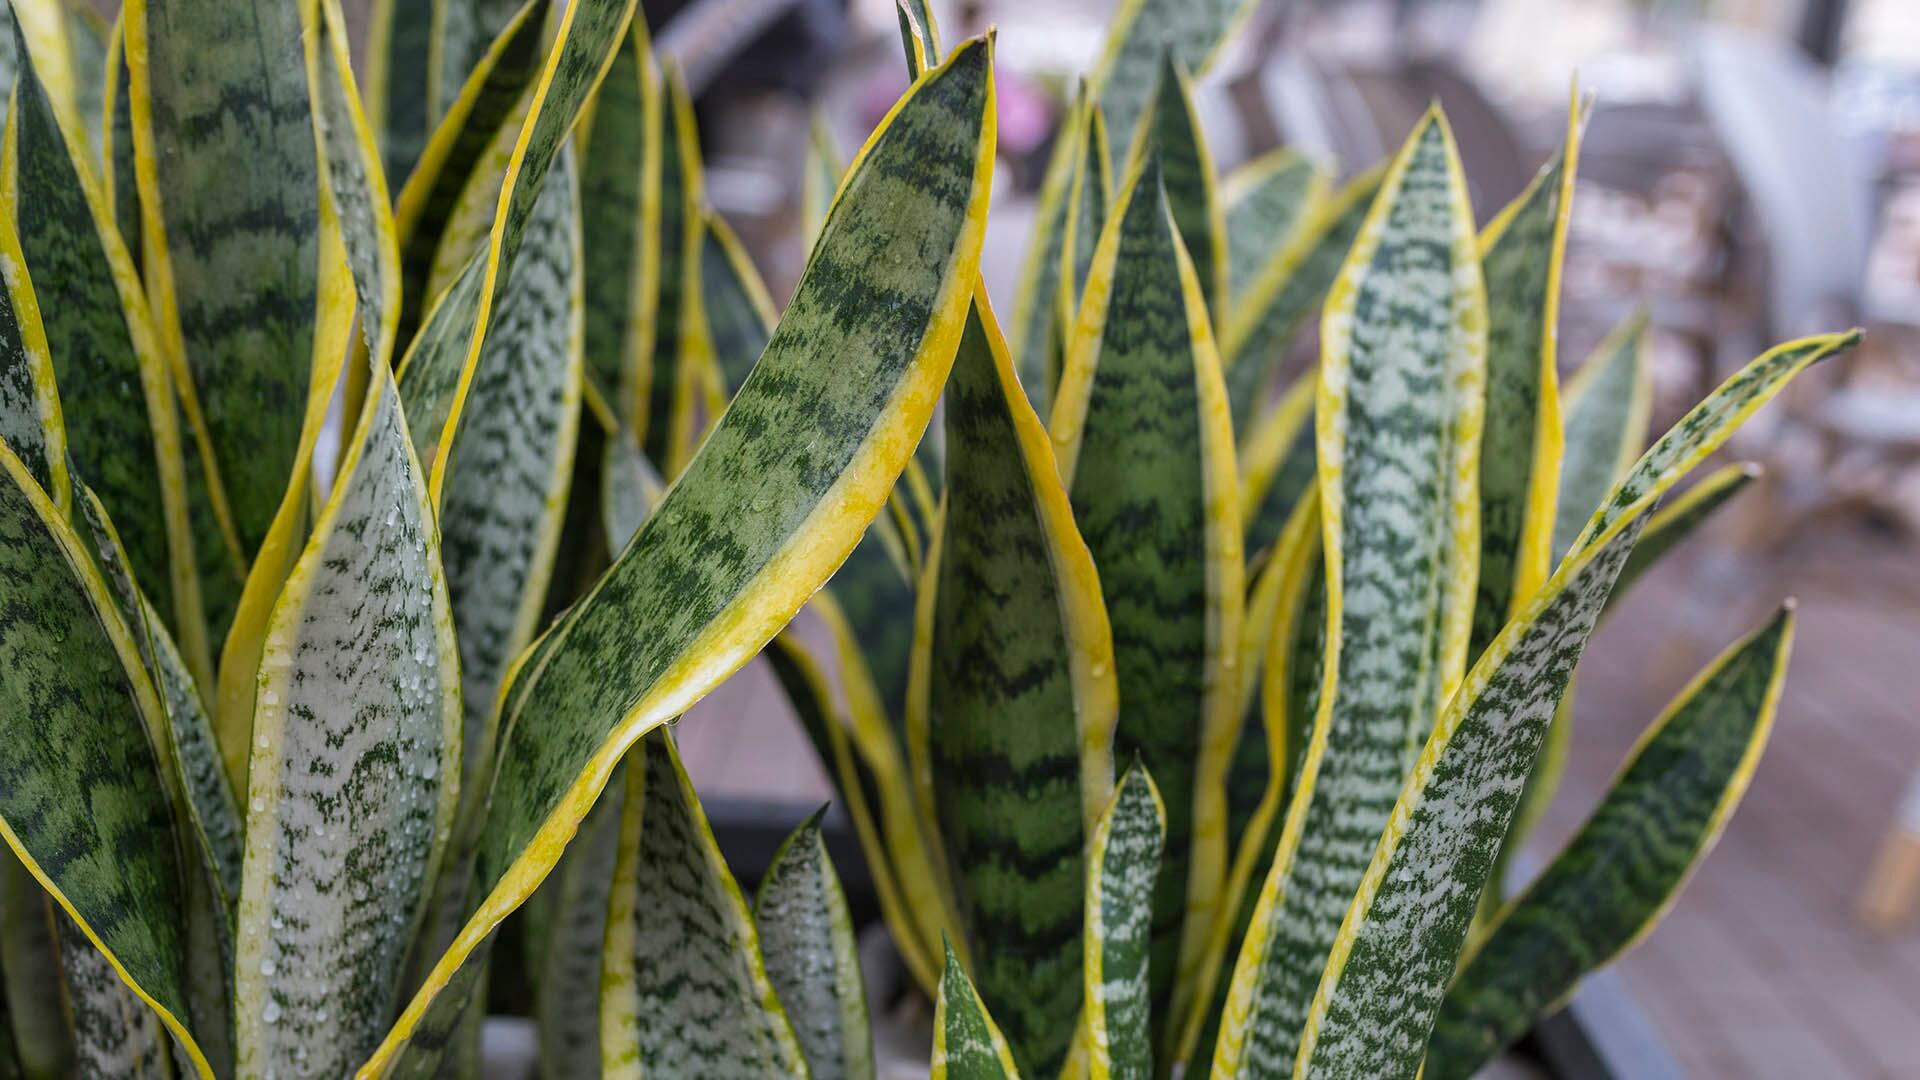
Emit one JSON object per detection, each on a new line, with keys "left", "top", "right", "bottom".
{"left": 1212, "top": 108, "right": 1486, "bottom": 1076}
{"left": 367, "top": 41, "right": 995, "bottom": 1071}
{"left": 0, "top": 436, "right": 212, "bottom": 1076}
{"left": 1050, "top": 85, "right": 1110, "bottom": 413}
{"left": 1613, "top": 461, "right": 1757, "bottom": 601}
{"left": 366, "top": 0, "right": 434, "bottom": 189}
{"left": 1126, "top": 55, "right": 1224, "bottom": 320}
{"left": 1, "top": 842, "right": 75, "bottom": 1077}
{"left": 599, "top": 731, "right": 807, "bottom": 1078}
{"left": 755, "top": 809, "right": 876, "bottom": 1080}
{"left": 1051, "top": 150, "right": 1243, "bottom": 1038}
{"left": 1085, "top": 765, "right": 1166, "bottom": 1080}
{"left": 1426, "top": 605, "right": 1792, "bottom": 1080}
{"left": 527, "top": 779, "right": 625, "bottom": 1080}
{"left": 0, "top": 198, "right": 67, "bottom": 516}
{"left": 698, "top": 211, "right": 778, "bottom": 400}
{"left": 933, "top": 940, "right": 1021, "bottom": 1080}
{"left": 1012, "top": 79, "right": 1097, "bottom": 409}
{"left": 434, "top": 0, "right": 528, "bottom": 124}
{"left": 1223, "top": 150, "right": 1328, "bottom": 302}
{"left": 1289, "top": 330, "right": 1856, "bottom": 1079}
{"left": 1219, "top": 165, "right": 1384, "bottom": 433}
{"left": 1236, "top": 370, "right": 1315, "bottom": 561}
{"left": 632, "top": 67, "right": 705, "bottom": 472}
{"left": 578, "top": 16, "right": 660, "bottom": 419}
{"left": 924, "top": 289, "right": 1118, "bottom": 1076}
{"left": 1552, "top": 311, "right": 1652, "bottom": 560}
{"left": 53, "top": 911, "right": 171, "bottom": 1079}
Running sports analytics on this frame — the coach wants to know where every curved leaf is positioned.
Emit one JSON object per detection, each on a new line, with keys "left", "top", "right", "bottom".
{"left": 923, "top": 289, "right": 1118, "bottom": 1075}
{"left": 1085, "top": 765, "right": 1166, "bottom": 1080}
{"left": 528, "top": 778, "right": 625, "bottom": 1080}
{"left": 1083, "top": 0, "right": 1258, "bottom": 154}
{"left": 1223, "top": 150, "right": 1327, "bottom": 302}
{"left": 578, "top": 19, "right": 659, "bottom": 414}
{"left": 1211, "top": 109, "right": 1486, "bottom": 1076}
{"left": 1553, "top": 311, "right": 1652, "bottom": 559}
{"left": 598, "top": 731, "right": 806, "bottom": 1078}
{"left": 1426, "top": 606, "right": 1792, "bottom": 1080}
{"left": 366, "top": 40, "right": 997, "bottom": 1071}
{"left": 755, "top": 810, "right": 875, "bottom": 1080}
{"left": 1050, "top": 152, "right": 1243, "bottom": 1038}
{"left": 1052, "top": 87, "right": 1111, "bottom": 413}
{"left": 433, "top": 0, "right": 528, "bottom": 125}
{"left": 933, "top": 940, "right": 1021, "bottom": 1080}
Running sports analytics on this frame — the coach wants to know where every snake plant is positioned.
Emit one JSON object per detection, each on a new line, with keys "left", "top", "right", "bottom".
{"left": 0, "top": 0, "right": 1850, "bottom": 1078}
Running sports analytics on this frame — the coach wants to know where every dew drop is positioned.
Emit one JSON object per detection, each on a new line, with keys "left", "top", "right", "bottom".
{"left": 263, "top": 1001, "right": 282, "bottom": 1024}
{"left": 251, "top": 798, "right": 265, "bottom": 812}
{"left": 260, "top": 959, "right": 277, "bottom": 977}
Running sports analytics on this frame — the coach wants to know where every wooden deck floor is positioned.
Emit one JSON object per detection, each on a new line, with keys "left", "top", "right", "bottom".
{"left": 677, "top": 513, "right": 1920, "bottom": 1077}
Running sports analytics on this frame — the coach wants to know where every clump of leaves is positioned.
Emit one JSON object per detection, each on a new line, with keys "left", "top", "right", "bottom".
{"left": 0, "top": 1, "right": 1850, "bottom": 1079}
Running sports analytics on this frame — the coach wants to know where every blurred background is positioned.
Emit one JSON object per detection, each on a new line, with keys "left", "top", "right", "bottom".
{"left": 619, "top": 0, "right": 1920, "bottom": 1075}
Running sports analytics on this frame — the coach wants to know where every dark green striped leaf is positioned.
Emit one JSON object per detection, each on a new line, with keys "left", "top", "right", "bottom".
{"left": 368, "top": 0, "right": 435, "bottom": 190}
{"left": 369, "top": 41, "right": 995, "bottom": 1067}
{"left": 0, "top": 438, "right": 209, "bottom": 1075}
{"left": 232, "top": 367, "right": 462, "bottom": 1080}
{"left": 1219, "top": 165, "right": 1385, "bottom": 435}
{"left": 0, "top": 202, "right": 67, "bottom": 514}
{"left": 1284, "top": 331, "right": 1858, "bottom": 1079}
{"left": 102, "top": 20, "right": 140, "bottom": 277}
{"left": 578, "top": 18, "right": 659, "bottom": 413}
{"left": 1057, "top": 90, "right": 1111, "bottom": 387}
{"left": 1210, "top": 110, "right": 1486, "bottom": 1075}
{"left": 928, "top": 291, "right": 1118, "bottom": 1076}
{"left": 1223, "top": 150, "right": 1327, "bottom": 302}
{"left": 433, "top": 0, "right": 527, "bottom": 124}
{"left": 1426, "top": 606, "right": 1792, "bottom": 1080}
{"left": 1236, "top": 370, "right": 1315, "bottom": 561}
{"left": 1050, "top": 151, "right": 1244, "bottom": 1038}
{"left": 125, "top": 0, "right": 321, "bottom": 559}
{"left": 699, "top": 211, "right": 777, "bottom": 399}
{"left": 1471, "top": 105, "right": 1581, "bottom": 666}
{"left": 599, "top": 731, "right": 806, "bottom": 1077}
{"left": 633, "top": 68, "right": 702, "bottom": 471}
{"left": 1085, "top": 765, "right": 1166, "bottom": 1080}
{"left": 933, "top": 940, "right": 1020, "bottom": 1080}
{"left": 528, "top": 778, "right": 625, "bottom": 1080}
{"left": 1127, "top": 55, "right": 1223, "bottom": 319}
{"left": 1552, "top": 311, "right": 1652, "bottom": 560}
{"left": 756, "top": 809, "right": 875, "bottom": 1080}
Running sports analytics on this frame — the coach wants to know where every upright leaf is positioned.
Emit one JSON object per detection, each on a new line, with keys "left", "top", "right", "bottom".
{"left": 1050, "top": 152, "right": 1243, "bottom": 1036}
{"left": 0, "top": 845, "right": 75, "bottom": 1078}
{"left": 52, "top": 914, "right": 170, "bottom": 1079}
{"left": 0, "top": 438, "right": 211, "bottom": 1076}
{"left": 367, "top": 0, "right": 435, "bottom": 188}
{"left": 598, "top": 732, "right": 807, "bottom": 1078}
{"left": 755, "top": 810, "right": 875, "bottom": 1080}
{"left": 1126, "top": 55, "right": 1224, "bottom": 319}
{"left": 1552, "top": 311, "right": 1652, "bottom": 560}
{"left": 1471, "top": 102, "right": 1583, "bottom": 666}
{"left": 1219, "top": 166, "right": 1384, "bottom": 433}
{"left": 528, "top": 780, "right": 625, "bottom": 1080}
{"left": 433, "top": 0, "right": 527, "bottom": 123}
{"left": 800, "top": 112, "right": 840, "bottom": 243}
{"left": 932, "top": 941, "right": 1021, "bottom": 1080}
{"left": 1212, "top": 109, "right": 1486, "bottom": 1075}
{"left": 61, "top": 5, "right": 106, "bottom": 157}
{"left": 632, "top": 68, "right": 704, "bottom": 473}
{"left": 925, "top": 290, "right": 1118, "bottom": 1075}
{"left": 124, "top": 0, "right": 323, "bottom": 559}
{"left": 578, "top": 19, "right": 659, "bottom": 412}
{"left": 1235, "top": 371, "right": 1314, "bottom": 560}
{"left": 1085, "top": 766, "right": 1166, "bottom": 1080}
{"left": 232, "top": 365, "right": 462, "bottom": 1079}
{"left": 1288, "top": 331, "right": 1857, "bottom": 1079}
{"left": 1055, "top": 88, "right": 1111, "bottom": 406}
{"left": 368, "top": 41, "right": 995, "bottom": 1069}
{"left": 1427, "top": 606, "right": 1792, "bottom": 1080}
{"left": 0, "top": 199, "right": 67, "bottom": 515}
{"left": 699, "top": 211, "right": 777, "bottom": 399}
{"left": 1084, "top": 0, "right": 1257, "bottom": 155}
{"left": 1222, "top": 150, "right": 1327, "bottom": 302}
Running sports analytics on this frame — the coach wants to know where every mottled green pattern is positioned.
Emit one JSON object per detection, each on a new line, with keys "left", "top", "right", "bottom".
{"left": 701, "top": 216, "right": 775, "bottom": 396}
{"left": 932, "top": 302, "right": 1094, "bottom": 1076}
{"left": 1553, "top": 314, "right": 1648, "bottom": 559}
{"left": 434, "top": 0, "right": 526, "bottom": 123}
{"left": 602, "top": 732, "right": 805, "bottom": 1077}
{"left": 1222, "top": 169, "right": 1383, "bottom": 435}
{"left": 1221, "top": 116, "right": 1484, "bottom": 1074}
{"left": 1086, "top": 767, "right": 1164, "bottom": 1080}
{"left": 54, "top": 913, "right": 170, "bottom": 1080}
{"left": 530, "top": 777, "right": 624, "bottom": 1080}
{"left": 1427, "top": 609, "right": 1790, "bottom": 1080}
{"left": 1060, "top": 104, "right": 1111, "bottom": 382}
{"left": 1137, "top": 57, "right": 1221, "bottom": 318}
{"left": 932, "top": 942, "right": 1016, "bottom": 1080}
{"left": 0, "top": 447, "right": 195, "bottom": 1061}
{"left": 1091, "top": 0, "right": 1253, "bottom": 157}
{"left": 1243, "top": 397, "right": 1317, "bottom": 561}
{"left": 372, "top": 0, "right": 434, "bottom": 190}
{"left": 135, "top": 0, "right": 319, "bottom": 556}
{"left": 0, "top": 216, "right": 59, "bottom": 505}
{"left": 1062, "top": 158, "right": 1227, "bottom": 1030}
{"left": 312, "top": 6, "right": 399, "bottom": 365}
{"left": 467, "top": 44, "right": 991, "bottom": 937}
{"left": 441, "top": 144, "right": 582, "bottom": 843}
{"left": 600, "top": 429, "right": 663, "bottom": 552}
{"left": 13, "top": 30, "right": 178, "bottom": 639}
{"left": 233, "top": 375, "right": 460, "bottom": 1080}
{"left": 755, "top": 811, "right": 875, "bottom": 1080}
{"left": 106, "top": 33, "right": 140, "bottom": 279}
{"left": 1471, "top": 146, "right": 1568, "bottom": 664}
{"left": 638, "top": 72, "right": 696, "bottom": 465}
{"left": 1224, "top": 152, "right": 1322, "bottom": 301}
{"left": 578, "top": 22, "right": 654, "bottom": 404}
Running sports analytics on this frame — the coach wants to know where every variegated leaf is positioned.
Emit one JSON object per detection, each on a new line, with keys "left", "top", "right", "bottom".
{"left": 61, "top": 4, "right": 106, "bottom": 161}
{"left": 528, "top": 777, "right": 625, "bottom": 1080}
{"left": 755, "top": 809, "right": 875, "bottom": 1080}
{"left": 367, "top": 41, "right": 995, "bottom": 1071}
{"left": 102, "top": 18, "right": 140, "bottom": 277}
{"left": 124, "top": 0, "right": 323, "bottom": 560}
{"left": 699, "top": 211, "right": 777, "bottom": 399}
{"left": 1052, "top": 86, "right": 1111, "bottom": 415}
{"left": 0, "top": 846, "right": 74, "bottom": 1078}
{"left": 1126, "top": 55, "right": 1223, "bottom": 319}
{"left": 0, "top": 196, "right": 67, "bottom": 515}
{"left": 933, "top": 940, "right": 1021, "bottom": 1080}
{"left": 1085, "top": 765, "right": 1166, "bottom": 1080}
{"left": 579, "top": 18, "right": 659, "bottom": 415}
{"left": 1552, "top": 311, "right": 1652, "bottom": 560}
{"left": 1211, "top": 109, "right": 1486, "bottom": 1075}
{"left": 925, "top": 290, "right": 1117, "bottom": 1075}
{"left": 232, "top": 365, "right": 462, "bottom": 1080}
{"left": 433, "top": 0, "right": 526, "bottom": 124}
{"left": 367, "top": 0, "right": 434, "bottom": 190}
{"left": 801, "top": 111, "right": 840, "bottom": 244}
{"left": 1219, "top": 165, "right": 1384, "bottom": 434}
{"left": 0, "top": 437, "right": 211, "bottom": 1075}
{"left": 632, "top": 67, "right": 703, "bottom": 471}
{"left": 1223, "top": 150, "right": 1328, "bottom": 302}
{"left": 1426, "top": 606, "right": 1792, "bottom": 1080}
{"left": 599, "top": 731, "right": 806, "bottom": 1078}
{"left": 1050, "top": 152, "right": 1243, "bottom": 1039}
{"left": 52, "top": 912, "right": 170, "bottom": 1079}
{"left": 1471, "top": 101, "right": 1583, "bottom": 665}
{"left": 1236, "top": 370, "right": 1314, "bottom": 561}
{"left": 1287, "top": 330, "right": 1858, "bottom": 1078}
